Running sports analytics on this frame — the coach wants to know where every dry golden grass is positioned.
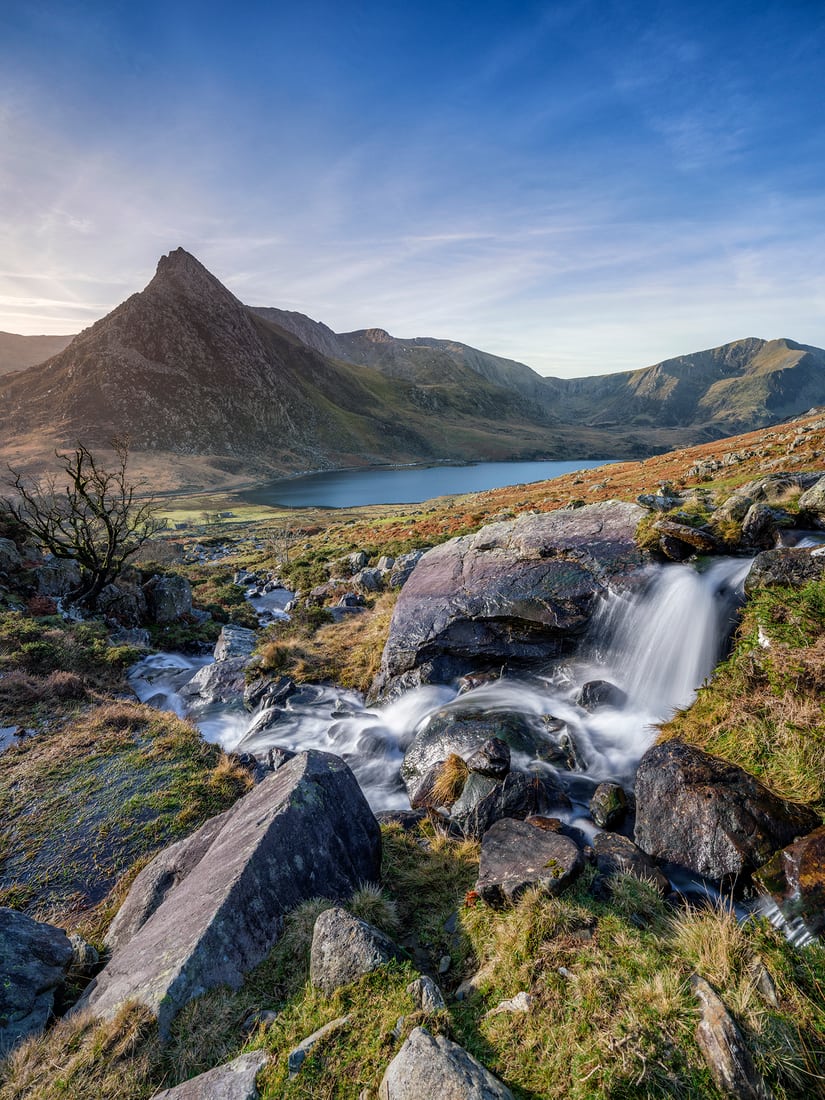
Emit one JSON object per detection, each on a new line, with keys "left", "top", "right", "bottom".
{"left": 431, "top": 753, "right": 470, "bottom": 807}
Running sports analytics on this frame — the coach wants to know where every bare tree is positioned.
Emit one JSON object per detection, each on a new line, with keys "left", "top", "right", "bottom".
{"left": 2, "top": 440, "right": 163, "bottom": 608}
{"left": 267, "top": 524, "right": 303, "bottom": 567}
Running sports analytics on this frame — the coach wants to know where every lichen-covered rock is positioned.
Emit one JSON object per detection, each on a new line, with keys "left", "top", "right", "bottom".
{"left": 372, "top": 502, "right": 647, "bottom": 700}
{"left": 76, "top": 751, "right": 381, "bottom": 1035}
{"left": 589, "top": 782, "right": 628, "bottom": 829}
{"left": 691, "top": 976, "right": 770, "bottom": 1099}
{"left": 797, "top": 474, "right": 825, "bottom": 523}
{"left": 744, "top": 546, "right": 825, "bottom": 594}
{"left": 149, "top": 1051, "right": 269, "bottom": 1099}
{"left": 754, "top": 824, "right": 825, "bottom": 942}
{"left": 378, "top": 1026, "right": 515, "bottom": 1100}
{"left": 310, "top": 907, "right": 404, "bottom": 995}
{"left": 0, "top": 908, "right": 73, "bottom": 1055}
{"left": 143, "top": 573, "right": 193, "bottom": 623}
{"left": 634, "top": 741, "right": 819, "bottom": 881}
{"left": 477, "top": 818, "right": 583, "bottom": 906}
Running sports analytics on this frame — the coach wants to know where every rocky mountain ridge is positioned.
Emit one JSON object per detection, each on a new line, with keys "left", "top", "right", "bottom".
{"left": 1, "top": 248, "right": 823, "bottom": 489}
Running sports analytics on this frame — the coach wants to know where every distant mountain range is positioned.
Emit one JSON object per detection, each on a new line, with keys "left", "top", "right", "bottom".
{"left": 1, "top": 248, "right": 822, "bottom": 489}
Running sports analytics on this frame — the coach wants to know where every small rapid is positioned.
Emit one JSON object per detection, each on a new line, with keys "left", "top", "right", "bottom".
{"left": 129, "top": 556, "right": 750, "bottom": 811}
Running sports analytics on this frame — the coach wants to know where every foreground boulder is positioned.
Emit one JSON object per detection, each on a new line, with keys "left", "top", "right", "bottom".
{"left": 379, "top": 1026, "right": 515, "bottom": 1100}
{"left": 477, "top": 818, "right": 583, "bottom": 906}
{"left": 76, "top": 751, "right": 381, "bottom": 1035}
{"left": 150, "top": 1051, "right": 269, "bottom": 1099}
{"left": 372, "top": 502, "right": 647, "bottom": 700}
{"left": 634, "top": 741, "right": 819, "bottom": 881}
{"left": 310, "top": 907, "right": 404, "bottom": 994}
{"left": 0, "top": 908, "right": 73, "bottom": 1055}
{"left": 754, "top": 824, "right": 825, "bottom": 943}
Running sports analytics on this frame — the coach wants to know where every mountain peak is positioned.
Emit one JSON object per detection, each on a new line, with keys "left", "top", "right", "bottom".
{"left": 149, "top": 247, "right": 242, "bottom": 308}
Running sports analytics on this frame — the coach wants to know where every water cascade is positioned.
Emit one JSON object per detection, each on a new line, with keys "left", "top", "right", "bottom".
{"left": 129, "top": 556, "right": 751, "bottom": 812}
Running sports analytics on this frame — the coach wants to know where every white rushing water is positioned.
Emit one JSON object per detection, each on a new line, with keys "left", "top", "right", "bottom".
{"left": 128, "top": 557, "right": 751, "bottom": 812}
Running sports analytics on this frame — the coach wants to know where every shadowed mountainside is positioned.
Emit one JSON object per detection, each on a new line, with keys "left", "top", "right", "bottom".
{"left": 0, "top": 331, "right": 74, "bottom": 375}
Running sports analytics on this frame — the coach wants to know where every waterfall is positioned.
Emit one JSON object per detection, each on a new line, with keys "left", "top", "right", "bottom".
{"left": 128, "top": 557, "right": 751, "bottom": 809}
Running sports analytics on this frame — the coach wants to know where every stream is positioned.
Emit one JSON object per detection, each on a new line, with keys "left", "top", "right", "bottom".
{"left": 129, "top": 556, "right": 752, "bottom": 821}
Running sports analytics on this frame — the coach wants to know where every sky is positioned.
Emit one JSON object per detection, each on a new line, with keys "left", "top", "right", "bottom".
{"left": 0, "top": 0, "right": 823, "bottom": 377}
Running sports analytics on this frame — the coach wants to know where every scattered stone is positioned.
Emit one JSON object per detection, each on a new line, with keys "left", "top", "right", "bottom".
{"left": 243, "top": 1008, "right": 279, "bottom": 1033}
{"left": 589, "top": 782, "right": 628, "bottom": 829}
{"left": 452, "top": 769, "right": 571, "bottom": 840}
{"left": 97, "top": 581, "right": 148, "bottom": 627}
{"left": 740, "top": 504, "right": 790, "bottom": 549}
{"left": 310, "top": 907, "right": 405, "bottom": 995}
{"left": 149, "top": 1050, "right": 269, "bottom": 1099}
{"left": 691, "top": 976, "right": 770, "bottom": 1099}
{"left": 576, "top": 680, "right": 627, "bottom": 711}
{"left": 266, "top": 745, "right": 296, "bottom": 770}
{"left": 592, "top": 832, "right": 669, "bottom": 895}
{"left": 68, "top": 933, "right": 99, "bottom": 979}
{"left": 378, "top": 1026, "right": 515, "bottom": 1100}
{"left": 0, "top": 537, "right": 21, "bottom": 572}
{"left": 0, "top": 908, "right": 74, "bottom": 1055}
{"left": 477, "top": 818, "right": 583, "bottom": 907}
{"left": 328, "top": 550, "right": 368, "bottom": 577}
{"left": 634, "top": 741, "right": 819, "bottom": 882}
{"left": 466, "top": 737, "right": 511, "bottom": 779}
{"left": 653, "top": 519, "right": 722, "bottom": 556}
{"left": 77, "top": 752, "right": 381, "bottom": 1035}
{"left": 373, "top": 502, "right": 647, "bottom": 700}
{"left": 485, "top": 991, "right": 533, "bottom": 1017}
{"left": 288, "top": 1015, "right": 350, "bottom": 1076}
{"left": 406, "top": 975, "right": 446, "bottom": 1012}
{"left": 796, "top": 474, "right": 825, "bottom": 522}
{"left": 754, "top": 824, "right": 825, "bottom": 942}
{"left": 374, "top": 809, "right": 428, "bottom": 830}
{"left": 438, "top": 955, "right": 451, "bottom": 974}
{"left": 353, "top": 567, "right": 384, "bottom": 592}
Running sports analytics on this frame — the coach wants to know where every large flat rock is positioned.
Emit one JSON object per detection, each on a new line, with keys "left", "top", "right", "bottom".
{"left": 77, "top": 751, "right": 381, "bottom": 1035}
{"left": 372, "top": 502, "right": 647, "bottom": 700}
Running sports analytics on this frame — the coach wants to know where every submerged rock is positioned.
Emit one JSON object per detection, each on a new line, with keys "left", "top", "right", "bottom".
{"left": 378, "top": 1026, "right": 515, "bottom": 1100}
{"left": 576, "top": 680, "right": 627, "bottom": 712}
{"left": 634, "top": 741, "right": 819, "bottom": 882}
{"left": 372, "top": 502, "right": 647, "bottom": 700}
{"left": 76, "top": 751, "right": 381, "bottom": 1035}
{"left": 0, "top": 908, "right": 74, "bottom": 1055}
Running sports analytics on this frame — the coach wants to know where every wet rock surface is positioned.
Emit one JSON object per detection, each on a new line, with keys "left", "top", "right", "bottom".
{"left": 452, "top": 769, "right": 571, "bottom": 840}
{"left": 0, "top": 907, "right": 74, "bottom": 1055}
{"left": 477, "top": 817, "right": 583, "bottom": 906}
{"left": 589, "top": 782, "right": 628, "bottom": 829}
{"left": 310, "top": 907, "right": 405, "bottom": 995}
{"left": 76, "top": 751, "right": 381, "bottom": 1035}
{"left": 754, "top": 824, "right": 825, "bottom": 941}
{"left": 634, "top": 741, "right": 819, "bottom": 881}
{"left": 378, "top": 1026, "right": 515, "bottom": 1100}
{"left": 373, "top": 501, "right": 647, "bottom": 700}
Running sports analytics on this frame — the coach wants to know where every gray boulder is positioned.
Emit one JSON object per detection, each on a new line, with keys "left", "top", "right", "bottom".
{"left": 379, "top": 1026, "right": 515, "bottom": 1100}
{"left": 744, "top": 547, "right": 825, "bottom": 594}
{"left": 0, "top": 907, "right": 73, "bottom": 1055}
{"left": 96, "top": 581, "right": 148, "bottom": 627}
{"left": 716, "top": 473, "right": 819, "bottom": 525}
{"left": 180, "top": 625, "right": 258, "bottom": 709}
{"left": 35, "top": 557, "right": 82, "bottom": 596}
{"left": 214, "top": 624, "right": 257, "bottom": 661}
{"left": 388, "top": 550, "right": 424, "bottom": 589}
{"left": 143, "top": 573, "right": 193, "bottom": 623}
{"left": 652, "top": 519, "right": 722, "bottom": 556}
{"left": 150, "top": 1051, "right": 269, "bottom": 1099}
{"left": 589, "top": 782, "right": 628, "bottom": 829}
{"left": 476, "top": 818, "right": 583, "bottom": 906}
{"left": 634, "top": 741, "right": 819, "bottom": 881}
{"left": 310, "top": 907, "right": 404, "bottom": 995}
{"left": 0, "top": 537, "right": 22, "bottom": 572}
{"left": 353, "top": 567, "right": 384, "bottom": 592}
{"left": 406, "top": 974, "right": 446, "bottom": 1012}
{"left": 796, "top": 473, "right": 825, "bottom": 523}
{"left": 372, "top": 502, "right": 647, "bottom": 700}
{"left": 76, "top": 751, "right": 381, "bottom": 1035}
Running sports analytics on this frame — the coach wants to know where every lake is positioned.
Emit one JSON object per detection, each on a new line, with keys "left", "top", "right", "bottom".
{"left": 240, "top": 459, "right": 616, "bottom": 509}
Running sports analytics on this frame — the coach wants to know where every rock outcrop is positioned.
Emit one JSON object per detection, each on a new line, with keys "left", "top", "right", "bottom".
{"left": 634, "top": 741, "right": 819, "bottom": 881}
{"left": 76, "top": 751, "right": 381, "bottom": 1035}
{"left": 372, "top": 502, "right": 648, "bottom": 700}
{"left": 149, "top": 1051, "right": 269, "bottom": 1099}
{"left": 180, "top": 624, "right": 257, "bottom": 709}
{"left": 476, "top": 818, "right": 583, "bottom": 906}
{"left": 744, "top": 546, "right": 825, "bottom": 594}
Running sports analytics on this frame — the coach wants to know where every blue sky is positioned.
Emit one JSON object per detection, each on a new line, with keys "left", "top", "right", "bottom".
{"left": 0, "top": 0, "right": 823, "bottom": 376}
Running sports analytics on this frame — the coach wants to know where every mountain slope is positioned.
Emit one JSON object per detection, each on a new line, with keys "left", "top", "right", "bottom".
{"left": 0, "top": 331, "right": 74, "bottom": 375}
